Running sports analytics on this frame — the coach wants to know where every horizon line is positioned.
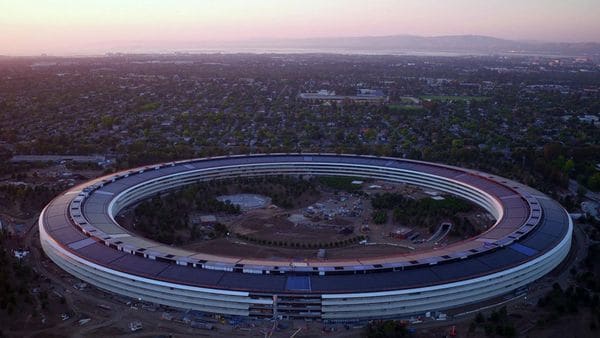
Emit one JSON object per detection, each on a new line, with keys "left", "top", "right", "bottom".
{"left": 2, "top": 33, "right": 599, "bottom": 58}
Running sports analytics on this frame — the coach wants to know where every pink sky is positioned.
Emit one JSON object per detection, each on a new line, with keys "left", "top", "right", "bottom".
{"left": 1, "top": 0, "right": 599, "bottom": 55}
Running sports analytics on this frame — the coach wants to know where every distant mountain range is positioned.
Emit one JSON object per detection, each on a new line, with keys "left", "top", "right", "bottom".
{"left": 3, "top": 34, "right": 599, "bottom": 58}
{"left": 217, "top": 35, "right": 600, "bottom": 57}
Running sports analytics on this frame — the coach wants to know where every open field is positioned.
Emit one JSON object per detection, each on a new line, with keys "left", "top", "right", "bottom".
{"left": 388, "top": 104, "right": 427, "bottom": 112}
{"left": 420, "top": 95, "right": 491, "bottom": 102}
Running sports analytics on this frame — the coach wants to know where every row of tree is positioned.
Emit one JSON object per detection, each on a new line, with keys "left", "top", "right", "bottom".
{"left": 370, "top": 193, "right": 475, "bottom": 232}
{"left": 0, "top": 184, "right": 61, "bottom": 217}
{"left": 236, "top": 233, "right": 365, "bottom": 249}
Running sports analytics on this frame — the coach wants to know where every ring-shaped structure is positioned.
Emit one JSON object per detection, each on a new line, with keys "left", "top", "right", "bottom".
{"left": 39, "top": 154, "right": 572, "bottom": 320}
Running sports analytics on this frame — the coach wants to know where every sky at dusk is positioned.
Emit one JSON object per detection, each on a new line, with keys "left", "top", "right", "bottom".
{"left": 1, "top": 0, "right": 599, "bottom": 55}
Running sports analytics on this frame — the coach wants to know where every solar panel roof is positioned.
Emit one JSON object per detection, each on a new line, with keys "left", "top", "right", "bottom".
{"left": 40, "top": 154, "right": 571, "bottom": 294}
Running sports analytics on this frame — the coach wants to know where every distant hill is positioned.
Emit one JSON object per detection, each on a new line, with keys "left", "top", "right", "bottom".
{"left": 227, "top": 35, "right": 600, "bottom": 57}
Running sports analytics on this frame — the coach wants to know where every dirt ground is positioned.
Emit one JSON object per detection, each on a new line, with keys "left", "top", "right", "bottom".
{"left": 184, "top": 237, "right": 413, "bottom": 260}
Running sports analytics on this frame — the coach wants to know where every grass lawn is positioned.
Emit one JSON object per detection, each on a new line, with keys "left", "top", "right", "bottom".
{"left": 388, "top": 104, "right": 426, "bottom": 112}
{"left": 420, "top": 95, "right": 490, "bottom": 102}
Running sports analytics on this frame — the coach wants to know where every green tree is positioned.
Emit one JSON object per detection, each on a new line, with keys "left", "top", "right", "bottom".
{"left": 372, "top": 210, "right": 388, "bottom": 224}
{"left": 588, "top": 173, "right": 600, "bottom": 191}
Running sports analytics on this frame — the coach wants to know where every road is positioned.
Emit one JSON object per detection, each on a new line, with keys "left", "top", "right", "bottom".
{"left": 569, "top": 179, "right": 600, "bottom": 202}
